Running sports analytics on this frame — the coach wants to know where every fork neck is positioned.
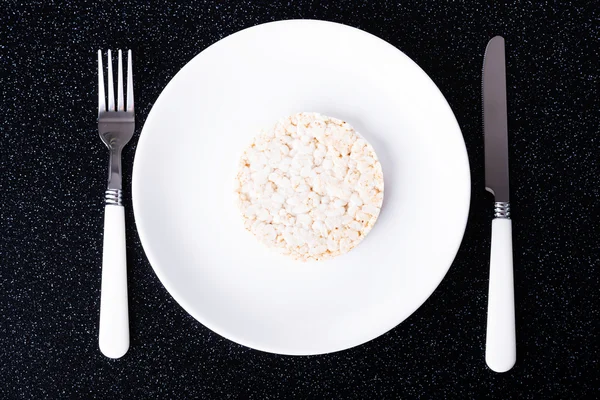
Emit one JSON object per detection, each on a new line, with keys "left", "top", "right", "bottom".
{"left": 107, "top": 146, "right": 123, "bottom": 190}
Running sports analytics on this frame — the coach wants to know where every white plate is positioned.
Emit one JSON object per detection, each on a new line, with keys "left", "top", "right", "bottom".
{"left": 132, "top": 20, "right": 470, "bottom": 355}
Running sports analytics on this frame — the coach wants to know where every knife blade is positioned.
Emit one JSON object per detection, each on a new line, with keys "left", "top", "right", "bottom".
{"left": 482, "top": 35, "right": 516, "bottom": 374}
{"left": 483, "top": 36, "right": 510, "bottom": 202}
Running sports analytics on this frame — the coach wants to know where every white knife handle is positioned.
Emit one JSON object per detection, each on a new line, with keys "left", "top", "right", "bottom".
{"left": 485, "top": 218, "right": 516, "bottom": 372}
{"left": 99, "top": 204, "right": 129, "bottom": 358}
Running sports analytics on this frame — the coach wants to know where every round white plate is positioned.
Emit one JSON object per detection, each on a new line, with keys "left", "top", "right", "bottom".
{"left": 133, "top": 20, "right": 470, "bottom": 355}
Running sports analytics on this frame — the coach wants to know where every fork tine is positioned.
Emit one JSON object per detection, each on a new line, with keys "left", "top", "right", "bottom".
{"left": 117, "top": 50, "right": 124, "bottom": 111}
{"left": 126, "top": 50, "right": 134, "bottom": 112}
{"left": 97, "top": 50, "right": 105, "bottom": 115}
{"left": 107, "top": 50, "right": 115, "bottom": 111}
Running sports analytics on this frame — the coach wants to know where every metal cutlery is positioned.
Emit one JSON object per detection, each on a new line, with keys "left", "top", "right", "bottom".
{"left": 97, "top": 49, "right": 134, "bottom": 359}
{"left": 482, "top": 36, "right": 516, "bottom": 373}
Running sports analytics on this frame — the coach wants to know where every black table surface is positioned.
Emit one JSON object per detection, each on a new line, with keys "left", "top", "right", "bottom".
{"left": 1, "top": 1, "right": 598, "bottom": 398}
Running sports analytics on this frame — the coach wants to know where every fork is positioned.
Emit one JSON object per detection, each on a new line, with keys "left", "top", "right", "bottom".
{"left": 97, "top": 49, "right": 134, "bottom": 358}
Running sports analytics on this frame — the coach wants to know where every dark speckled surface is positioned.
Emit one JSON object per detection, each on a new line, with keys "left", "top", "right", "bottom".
{"left": 1, "top": 0, "right": 598, "bottom": 398}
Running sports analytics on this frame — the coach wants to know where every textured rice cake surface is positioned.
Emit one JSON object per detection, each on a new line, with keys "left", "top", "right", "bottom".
{"left": 235, "top": 112, "right": 384, "bottom": 261}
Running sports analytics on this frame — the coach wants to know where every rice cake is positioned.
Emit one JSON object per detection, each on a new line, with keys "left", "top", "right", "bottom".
{"left": 235, "top": 112, "right": 384, "bottom": 261}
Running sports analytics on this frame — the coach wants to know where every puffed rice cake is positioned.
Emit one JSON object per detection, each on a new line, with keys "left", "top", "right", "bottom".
{"left": 235, "top": 112, "right": 384, "bottom": 261}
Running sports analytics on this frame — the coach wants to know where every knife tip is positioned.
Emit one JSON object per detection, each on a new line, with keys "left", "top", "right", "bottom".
{"left": 489, "top": 35, "right": 505, "bottom": 44}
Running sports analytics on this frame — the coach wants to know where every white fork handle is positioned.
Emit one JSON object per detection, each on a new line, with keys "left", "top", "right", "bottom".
{"left": 99, "top": 205, "right": 129, "bottom": 358}
{"left": 485, "top": 218, "right": 516, "bottom": 372}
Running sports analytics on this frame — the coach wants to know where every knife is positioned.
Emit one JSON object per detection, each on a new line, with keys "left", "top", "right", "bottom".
{"left": 482, "top": 36, "right": 516, "bottom": 373}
